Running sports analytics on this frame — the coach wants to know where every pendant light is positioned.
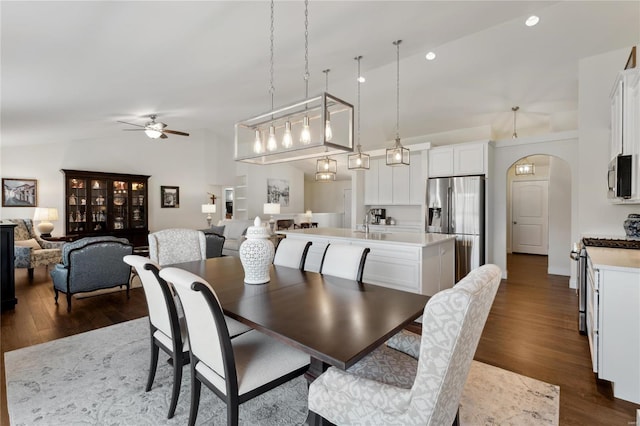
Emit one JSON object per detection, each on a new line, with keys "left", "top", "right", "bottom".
{"left": 315, "top": 154, "right": 337, "bottom": 181}
{"left": 234, "top": 0, "right": 353, "bottom": 165}
{"left": 512, "top": 106, "right": 519, "bottom": 139}
{"left": 348, "top": 55, "right": 370, "bottom": 170}
{"left": 322, "top": 69, "right": 333, "bottom": 142}
{"left": 386, "top": 40, "right": 410, "bottom": 166}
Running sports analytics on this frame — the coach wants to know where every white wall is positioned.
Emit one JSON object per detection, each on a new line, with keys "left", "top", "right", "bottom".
{"left": 304, "top": 180, "right": 351, "bottom": 213}
{"left": 0, "top": 129, "right": 230, "bottom": 234}
{"left": 547, "top": 156, "right": 572, "bottom": 276}
{"left": 243, "top": 163, "right": 304, "bottom": 219}
{"left": 578, "top": 47, "right": 640, "bottom": 237}
{"left": 491, "top": 132, "right": 579, "bottom": 280}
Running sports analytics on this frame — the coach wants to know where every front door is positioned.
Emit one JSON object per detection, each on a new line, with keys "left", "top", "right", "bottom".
{"left": 512, "top": 180, "right": 549, "bottom": 255}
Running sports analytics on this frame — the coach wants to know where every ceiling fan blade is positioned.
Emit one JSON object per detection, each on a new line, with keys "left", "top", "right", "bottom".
{"left": 163, "top": 129, "right": 190, "bottom": 137}
{"left": 160, "top": 133, "right": 168, "bottom": 139}
{"left": 117, "top": 120, "right": 146, "bottom": 128}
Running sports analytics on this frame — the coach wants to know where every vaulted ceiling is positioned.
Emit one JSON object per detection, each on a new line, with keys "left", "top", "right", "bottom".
{"left": 2, "top": 1, "right": 638, "bottom": 178}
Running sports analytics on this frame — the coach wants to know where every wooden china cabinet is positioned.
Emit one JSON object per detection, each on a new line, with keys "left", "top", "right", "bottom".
{"left": 61, "top": 170, "right": 150, "bottom": 247}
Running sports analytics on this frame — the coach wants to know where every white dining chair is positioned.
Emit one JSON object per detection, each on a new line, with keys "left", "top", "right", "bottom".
{"left": 159, "top": 266, "right": 310, "bottom": 426}
{"left": 123, "top": 255, "right": 188, "bottom": 419}
{"left": 308, "top": 264, "right": 502, "bottom": 425}
{"left": 148, "top": 228, "right": 206, "bottom": 266}
{"left": 273, "top": 239, "right": 312, "bottom": 270}
{"left": 319, "top": 243, "right": 370, "bottom": 282}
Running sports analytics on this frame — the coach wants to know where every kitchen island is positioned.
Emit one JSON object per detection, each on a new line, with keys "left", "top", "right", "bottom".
{"left": 277, "top": 227, "right": 455, "bottom": 296}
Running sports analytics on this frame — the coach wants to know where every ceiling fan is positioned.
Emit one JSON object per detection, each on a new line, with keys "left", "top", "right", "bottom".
{"left": 117, "top": 115, "right": 189, "bottom": 139}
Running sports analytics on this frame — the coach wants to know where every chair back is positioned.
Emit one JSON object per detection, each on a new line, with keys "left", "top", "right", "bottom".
{"left": 410, "top": 264, "right": 501, "bottom": 425}
{"left": 273, "top": 239, "right": 312, "bottom": 270}
{"left": 159, "top": 267, "right": 234, "bottom": 390}
{"left": 319, "top": 244, "right": 370, "bottom": 282}
{"left": 123, "top": 255, "right": 178, "bottom": 340}
{"left": 148, "top": 229, "right": 206, "bottom": 266}
{"left": 202, "top": 231, "right": 225, "bottom": 258}
{"left": 276, "top": 219, "right": 295, "bottom": 230}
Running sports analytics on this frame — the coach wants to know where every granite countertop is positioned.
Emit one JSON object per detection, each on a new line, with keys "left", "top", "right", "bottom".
{"left": 277, "top": 227, "right": 455, "bottom": 247}
{"left": 586, "top": 246, "right": 640, "bottom": 271}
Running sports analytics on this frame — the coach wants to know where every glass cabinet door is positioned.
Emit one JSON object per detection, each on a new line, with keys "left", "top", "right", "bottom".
{"left": 112, "top": 180, "right": 129, "bottom": 230}
{"left": 67, "top": 178, "right": 88, "bottom": 233}
{"left": 131, "top": 181, "right": 146, "bottom": 229}
{"left": 90, "top": 179, "right": 108, "bottom": 232}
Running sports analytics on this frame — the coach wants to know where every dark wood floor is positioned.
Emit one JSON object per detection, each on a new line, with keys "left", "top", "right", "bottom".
{"left": 1, "top": 254, "right": 638, "bottom": 425}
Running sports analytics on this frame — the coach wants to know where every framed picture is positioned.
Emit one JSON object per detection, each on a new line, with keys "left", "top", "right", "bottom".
{"left": 161, "top": 186, "right": 179, "bottom": 208}
{"left": 267, "top": 178, "right": 290, "bottom": 207}
{"left": 2, "top": 178, "right": 37, "bottom": 207}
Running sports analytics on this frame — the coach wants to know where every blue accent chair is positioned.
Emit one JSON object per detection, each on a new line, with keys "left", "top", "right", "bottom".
{"left": 50, "top": 236, "right": 133, "bottom": 312}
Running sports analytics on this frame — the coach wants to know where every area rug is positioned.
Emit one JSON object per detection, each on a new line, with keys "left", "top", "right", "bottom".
{"left": 5, "top": 318, "right": 559, "bottom": 425}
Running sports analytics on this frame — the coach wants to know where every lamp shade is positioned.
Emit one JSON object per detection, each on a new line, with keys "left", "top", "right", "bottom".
{"left": 33, "top": 207, "right": 59, "bottom": 221}
{"left": 201, "top": 204, "right": 217, "bottom": 214}
{"left": 263, "top": 203, "right": 281, "bottom": 215}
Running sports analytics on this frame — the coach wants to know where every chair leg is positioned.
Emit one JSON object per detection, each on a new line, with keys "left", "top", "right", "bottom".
{"left": 146, "top": 341, "right": 159, "bottom": 392}
{"left": 452, "top": 407, "right": 460, "bottom": 426}
{"left": 188, "top": 376, "right": 201, "bottom": 426}
{"left": 167, "top": 351, "right": 183, "bottom": 419}
{"left": 66, "top": 293, "right": 72, "bottom": 313}
{"left": 54, "top": 288, "right": 59, "bottom": 304}
{"left": 28, "top": 268, "right": 34, "bottom": 281}
{"left": 227, "top": 399, "right": 239, "bottom": 426}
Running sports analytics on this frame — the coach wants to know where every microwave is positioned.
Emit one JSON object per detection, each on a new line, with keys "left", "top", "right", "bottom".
{"left": 608, "top": 154, "right": 632, "bottom": 199}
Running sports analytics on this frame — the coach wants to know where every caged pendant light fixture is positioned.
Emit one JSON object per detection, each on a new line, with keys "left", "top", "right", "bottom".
{"left": 315, "top": 155, "right": 337, "bottom": 181}
{"left": 348, "top": 55, "right": 370, "bottom": 170}
{"left": 386, "top": 40, "right": 410, "bottom": 166}
{"left": 235, "top": 0, "right": 353, "bottom": 165}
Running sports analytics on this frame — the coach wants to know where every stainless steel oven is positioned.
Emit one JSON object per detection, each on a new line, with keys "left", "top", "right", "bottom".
{"left": 570, "top": 242, "right": 587, "bottom": 335}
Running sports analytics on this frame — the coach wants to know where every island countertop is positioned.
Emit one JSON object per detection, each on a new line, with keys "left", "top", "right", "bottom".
{"left": 277, "top": 227, "right": 455, "bottom": 248}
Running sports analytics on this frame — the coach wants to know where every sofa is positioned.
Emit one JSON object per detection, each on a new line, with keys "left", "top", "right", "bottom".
{"left": 214, "top": 219, "right": 254, "bottom": 257}
{"left": 50, "top": 236, "right": 133, "bottom": 312}
{"left": 8, "top": 219, "right": 64, "bottom": 280}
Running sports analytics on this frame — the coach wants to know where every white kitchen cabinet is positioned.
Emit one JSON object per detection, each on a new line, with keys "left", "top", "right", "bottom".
{"left": 364, "top": 159, "right": 379, "bottom": 205}
{"left": 428, "top": 141, "right": 487, "bottom": 177}
{"left": 585, "top": 247, "right": 640, "bottom": 404}
{"left": 610, "top": 75, "right": 624, "bottom": 161}
{"left": 364, "top": 153, "right": 423, "bottom": 206}
{"left": 378, "top": 159, "right": 393, "bottom": 204}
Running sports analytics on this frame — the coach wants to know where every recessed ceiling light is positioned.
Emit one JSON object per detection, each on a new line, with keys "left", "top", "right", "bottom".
{"left": 425, "top": 51, "right": 436, "bottom": 61}
{"left": 525, "top": 15, "right": 540, "bottom": 27}
{"left": 357, "top": 76, "right": 366, "bottom": 83}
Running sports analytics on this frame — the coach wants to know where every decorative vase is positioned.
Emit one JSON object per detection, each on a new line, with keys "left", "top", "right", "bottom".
{"left": 623, "top": 213, "right": 640, "bottom": 238}
{"left": 239, "top": 216, "right": 275, "bottom": 284}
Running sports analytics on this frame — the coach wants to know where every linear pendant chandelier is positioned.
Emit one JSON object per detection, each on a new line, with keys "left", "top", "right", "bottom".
{"left": 235, "top": 0, "right": 353, "bottom": 165}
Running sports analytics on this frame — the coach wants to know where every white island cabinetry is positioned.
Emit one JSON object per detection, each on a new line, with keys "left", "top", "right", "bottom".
{"left": 586, "top": 247, "right": 640, "bottom": 404}
{"left": 278, "top": 228, "right": 455, "bottom": 296}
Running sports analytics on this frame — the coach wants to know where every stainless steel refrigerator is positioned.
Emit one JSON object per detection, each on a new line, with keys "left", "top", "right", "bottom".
{"left": 426, "top": 176, "right": 485, "bottom": 282}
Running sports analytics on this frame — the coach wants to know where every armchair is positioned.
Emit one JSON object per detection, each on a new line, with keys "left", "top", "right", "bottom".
{"left": 8, "top": 219, "right": 64, "bottom": 280}
{"left": 50, "top": 236, "right": 133, "bottom": 312}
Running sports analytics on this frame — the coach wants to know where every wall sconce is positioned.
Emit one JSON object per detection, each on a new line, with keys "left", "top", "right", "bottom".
{"left": 515, "top": 162, "right": 535, "bottom": 176}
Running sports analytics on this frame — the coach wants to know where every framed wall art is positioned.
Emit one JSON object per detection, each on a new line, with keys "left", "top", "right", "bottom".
{"left": 2, "top": 178, "right": 37, "bottom": 207}
{"left": 267, "top": 178, "right": 290, "bottom": 207}
{"left": 161, "top": 186, "right": 179, "bottom": 208}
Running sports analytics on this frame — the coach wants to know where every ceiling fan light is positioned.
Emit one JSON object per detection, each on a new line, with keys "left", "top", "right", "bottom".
{"left": 145, "top": 129, "right": 163, "bottom": 139}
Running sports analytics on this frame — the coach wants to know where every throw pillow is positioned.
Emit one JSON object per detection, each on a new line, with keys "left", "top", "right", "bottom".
{"left": 209, "top": 225, "right": 225, "bottom": 236}
{"left": 15, "top": 238, "right": 41, "bottom": 250}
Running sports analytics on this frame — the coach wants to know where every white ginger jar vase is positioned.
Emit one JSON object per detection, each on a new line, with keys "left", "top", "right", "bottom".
{"left": 239, "top": 216, "right": 275, "bottom": 284}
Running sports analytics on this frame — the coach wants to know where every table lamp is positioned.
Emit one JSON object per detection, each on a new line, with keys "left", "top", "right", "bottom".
{"left": 263, "top": 203, "right": 280, "bottom": 232}
{"left": 305, "top": 210, "right": 313, "bottom": 223}
{"left": 33, "top": 207, "right": 59, "bottom": 237}
{"left": 201, "top": 203, "right": 216, "bottom": 227}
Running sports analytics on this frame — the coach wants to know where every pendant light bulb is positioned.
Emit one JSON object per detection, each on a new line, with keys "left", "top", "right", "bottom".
{"left": 356, "top": 156, "right": 362, "bottom": 166}
{"left": 325, "top": 112, "right": 333, "bottom": 142}
{"left": 267, "top": 125, "right": 277, "bottom": 151}
{"left": 282, "top": 121, "right": 293, "bottom": 148}
{"left": 253, "top": 129, "right": 263, "bottom": 153}
{"left": 300, "top": 116, "right": 311, "bottom": 144}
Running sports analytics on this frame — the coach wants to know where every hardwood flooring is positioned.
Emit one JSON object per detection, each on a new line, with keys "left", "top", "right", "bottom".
{"left": 1, "top": 254, "right": 639, "bottom": 425}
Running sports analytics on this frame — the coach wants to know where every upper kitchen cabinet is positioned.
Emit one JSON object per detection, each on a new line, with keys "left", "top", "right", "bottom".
{"left": 62, "top": 169, "right": 150, "bottom": 247}
{"left": 364, "top": 152, "right": 424, "bottom": 206}
{"left": 428, "top": 141, "right": 489, "bottom": 177}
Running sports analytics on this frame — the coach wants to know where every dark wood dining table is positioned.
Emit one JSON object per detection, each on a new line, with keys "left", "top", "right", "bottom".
{"left": 169, "top": 256, "right": 429, "bottom": 422}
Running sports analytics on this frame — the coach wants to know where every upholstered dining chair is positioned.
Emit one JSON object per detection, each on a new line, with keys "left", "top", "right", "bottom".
{"left": 159, "top": 267, "right": 310, "bottom": 426}
{"left": 319, "top": 244, "right": 370, "bottom": 283}
{"left": 308, "top": 264, "right": 502, "bottom": 425}
{"left": 276, "top": 219, "right": 295, "bottom": 230}
{"left": 272, "top": 239, "right": 312, "bottom": 270}
{"left": 148, "top": 228, "right": 206, "bottom": 266}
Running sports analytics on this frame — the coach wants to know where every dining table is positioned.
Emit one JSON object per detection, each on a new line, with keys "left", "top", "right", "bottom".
{"left": 168, "top": 255, "right": 429, "bottom": 423}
